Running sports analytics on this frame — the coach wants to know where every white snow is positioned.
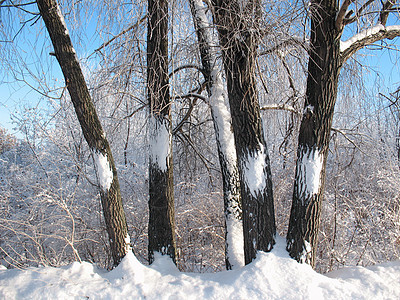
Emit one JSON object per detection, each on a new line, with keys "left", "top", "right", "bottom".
{"left": 209, "top": 70, "right": 237, "bottom": 166}
{"left": 299, "top": 240, "right": 312, "bottom": 264}
{"left": 243, "top": 144, "right": 267, "bottom": 197}
{"left": 148, "top": 116, "right": 171, "bottom": 172}
{"left": 56, "top": 5, "right": 70, "bottom": 36}
{"left": 296, "top": 147, "right": 323, "bottom": 201}
{"left": 1, "top": 236, "right": 399, "bottom": 299}
{"left": 93, "top": 150, "right": 113, "bottom": 192}
{"left": 225, "top": 218, "right": 244, "bottom": 269}
{"left": 340, "top": 24, "right": 385, "bottom": 52}
{"left": 124, "top": 234, "right": 132, "bottom": 254}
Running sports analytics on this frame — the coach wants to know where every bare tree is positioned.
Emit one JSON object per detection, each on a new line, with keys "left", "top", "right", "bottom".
{"left": 211, "top": 0, "right": 276, "bottom": 265}
{"left": 147, "top": 0, "right": 176, "bottom": 264}
{"left": 287, "top": 0, "right": 400, "bottom": 267}
{"left": 189, "top": 0, "right": 243, "bottom": 269}
{"left": 36, "top": 0, "right": 130, "bottom": 267}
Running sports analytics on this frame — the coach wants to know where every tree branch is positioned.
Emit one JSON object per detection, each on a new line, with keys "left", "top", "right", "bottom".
{"left": 336, "top": 0, "right": 354, "bottom": 31}
{"left": 379, "top": 0, "right": 395, "bottom": 26}
{"left": 259, "top": 37, "right": 307, "bottom": 56}
{"left": 169, "top": 64, "right": 204, "bottom": 78}
{"left": 260, "top": 103, "right": 300, "bottom": 114}
{"left": 341, "top": 25, "right": 400, "bottom": 62}
{"left": 93, "top": 15, "right": 147, "bottom": 54}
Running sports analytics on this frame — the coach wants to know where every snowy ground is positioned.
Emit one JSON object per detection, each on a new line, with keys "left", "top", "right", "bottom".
{"left": 0, "top": 236, "right": 399, "bottom": 299}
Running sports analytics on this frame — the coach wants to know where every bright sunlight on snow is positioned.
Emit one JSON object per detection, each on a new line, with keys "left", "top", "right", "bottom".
{"left": 1, "top": 236, "right": 398, "bottom": 299}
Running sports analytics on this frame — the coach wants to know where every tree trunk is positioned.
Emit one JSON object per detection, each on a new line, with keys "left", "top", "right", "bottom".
{"left": 147, "top": 0, "right": 176, "bottom": 264}
{"left": 37, "top": 0, "right": 130, "bottom": 267}
{"left": 211, "top": 0, "right": 275, "bottom": 265}
{"left": 189, "top": 0, "right": 243, "bottom": 269}
{"left": 286, "top": 0, "right": 341, "bottom": 267}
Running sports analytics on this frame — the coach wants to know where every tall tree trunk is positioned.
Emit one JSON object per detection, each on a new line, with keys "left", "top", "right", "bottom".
{"left": 286, "top": 0, "right": 341, "bottom": 267}
{"left": 37, "top": 0, "right": 130, "bottom": 267}
{"left": 189, "top": 0, "right": 243, "bottom": 269}
{"left": 211, "top": 0, "right": 276, "bottom": 265}
{"left": 147, "top": 0, "right": 176, "bottom": 264}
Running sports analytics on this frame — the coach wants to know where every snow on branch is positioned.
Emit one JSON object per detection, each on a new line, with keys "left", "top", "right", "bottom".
{"left": 340, "top": 24, "right": 400, "bottom": 62}
{"left": 260, "top": 103, "right": 300, "bottom": 114}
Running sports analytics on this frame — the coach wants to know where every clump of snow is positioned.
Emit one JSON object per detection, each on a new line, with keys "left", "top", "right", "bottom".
{"left": 243, "top": 144, "right": 267, "bottom": 197}
{"left": 93, "top": 150, "right": 113, "bottom": 192}
{"left": 225, "top": 218, "right": 244, "bottom": 269}
{"left": 340, "top": 24, "right": 384, "bottom": 52}
{"left": 1, "top": 236, "right": 399, "bottom": 299}
{"left": 148, "top": 116, "right": 171, "bottom": 172}
{"left": 296, "top": 146, "right": 323, "bottom": 201}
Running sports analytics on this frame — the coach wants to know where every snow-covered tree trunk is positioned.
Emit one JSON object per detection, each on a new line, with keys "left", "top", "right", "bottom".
{"left": 147, "top": 0, "right": 176, "bottom": 264}
{"left": 211, "top": 0, "right": 276, "bottom": 265}
{"left": 287, "top": 0, "right": 400, "bottom": 267}
{"left": 36, "top": 0, "right": 130, "bottom": 267}
{"left": 189, "top": 0, "right": 243, "bottom": 269}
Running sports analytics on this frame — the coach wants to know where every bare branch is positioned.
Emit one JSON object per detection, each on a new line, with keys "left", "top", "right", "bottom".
{"left": 93, "top": 15, "right": 147, "bottom": 54}
{"left": 336, "top": 0, "right": 354, "bottom": 31}
{"left": 169, "top": 64, "right": 204, "bottom": 78}
{"left": 343, "top": 0, "right": 375, "bottom": 26}
{"left": 379, "top": 0, "right": 395, "bottom": 26}
{"left": 259, "top": 37, "right": 307, "bottom": 56}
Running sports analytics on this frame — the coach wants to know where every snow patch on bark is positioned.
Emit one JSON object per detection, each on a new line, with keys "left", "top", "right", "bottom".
{"left": 191, "top": 0, "right": 210, "bottom": 33}
{"left": 243, "top": 144, "right": 267, "bottom": 197}
{"left": 296, "top": 147, "right": 323, "bottom": 202}
{"left": 149, "top": 116, "right": 171, "bottom": 172}
{"left": 125, "top": 234, "right": 132, "bottom": 254}
{"left": 340, "top": 24, "right": 384, "bottom": 52}
{"left": 210, "top": 70, "right": 237, "bottom": 165}
{"left": 299, "top": 240, "right": 312, "bottom": 264}
{"left": 55, "top": 5, "right": 69, "bottom": 36}
{"left": 225, "top": 218, "right": 244, "bottom": 269}
{"left": 93, "top": 150, "right": 113, "bottom": 192}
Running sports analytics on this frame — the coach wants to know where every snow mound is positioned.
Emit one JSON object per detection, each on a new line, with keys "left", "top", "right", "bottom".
{"left": 0, "top": 236, "right": 399, "bottom": 299}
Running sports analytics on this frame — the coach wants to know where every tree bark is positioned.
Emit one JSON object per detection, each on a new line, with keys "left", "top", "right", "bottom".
{"left": 211, "top": 0, "right": 276, "bottom": 265}
{"left": 37, "top": 0, "right": 129, "bottom": 267}
{"left": 286, "top": 0, "right": 342, "bottom": 268}
{"left": 287, "top": 0, "right": 400, "bottom": 268}
{"left": 189, "top": 0, "right": 243, "bottom": 269}
{"left": 147, "top": 0, "right": 176, "bottom": 264}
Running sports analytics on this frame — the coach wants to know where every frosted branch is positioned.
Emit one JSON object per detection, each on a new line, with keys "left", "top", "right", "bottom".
{"left": 340, "top": 25, "right": 400, "bottom": 62}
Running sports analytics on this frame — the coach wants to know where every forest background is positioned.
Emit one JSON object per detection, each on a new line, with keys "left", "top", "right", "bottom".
{"left": 0, "top": 0, "right": 400, "bottom": 274}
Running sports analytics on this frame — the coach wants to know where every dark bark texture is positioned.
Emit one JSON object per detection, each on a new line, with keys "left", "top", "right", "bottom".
{"left": 211, "top": 0, "right": 275, "bottom": 265}
{"left": 37, "top": 0, "right": 129, "bottom": 267}
{"left": 286, "top": 0, "right": 341, "bottom": 267}
{"left": 147, "top": 0, "right": 176, "bottom": 264}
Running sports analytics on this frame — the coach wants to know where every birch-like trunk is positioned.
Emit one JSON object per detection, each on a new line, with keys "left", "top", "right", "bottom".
{"left": 37, "top": 0, "right": 130, "bottom": 267}
{"left": 189, "top": 0, "right": 243, "bottom": 269}
{"left": 147, "top": 0, "right": 176, "bottom": 264}
{"left": 211, "top": 0, "right": 276, "bottom": 265}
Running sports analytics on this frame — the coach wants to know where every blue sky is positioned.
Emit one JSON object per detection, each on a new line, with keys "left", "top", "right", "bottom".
{"left": 1, "top": 2, "right": 400, "bottom": 139}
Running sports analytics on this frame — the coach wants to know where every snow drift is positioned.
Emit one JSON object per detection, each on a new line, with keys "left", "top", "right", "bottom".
{"left": 0, "top": 236, "right": 399, "bottom": 299}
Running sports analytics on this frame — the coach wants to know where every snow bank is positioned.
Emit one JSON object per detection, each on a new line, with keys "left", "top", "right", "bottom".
{"left": 1, "top": 236, "right": 398, "bottom": 299}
